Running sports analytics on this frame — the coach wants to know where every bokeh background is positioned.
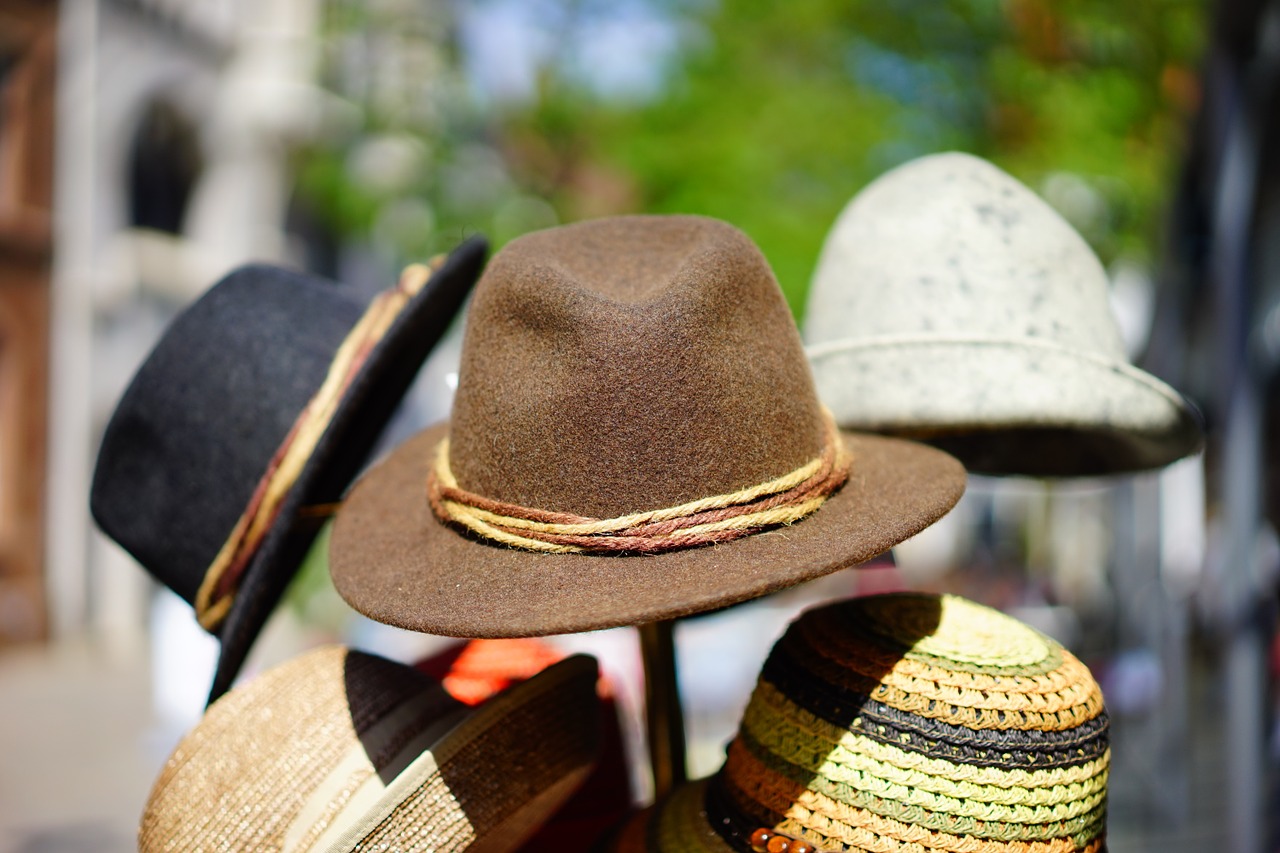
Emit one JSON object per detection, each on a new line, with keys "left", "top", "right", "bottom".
{"left": 2, "top": 0, "right": 1280, "bottom": 850}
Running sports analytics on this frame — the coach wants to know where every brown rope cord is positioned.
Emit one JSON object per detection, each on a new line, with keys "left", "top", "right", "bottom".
{"left": 193, "top": 258, "right": 443, "bottom": 631}
{"left": 427, "top": 409, "right": 851, "bottom": 555}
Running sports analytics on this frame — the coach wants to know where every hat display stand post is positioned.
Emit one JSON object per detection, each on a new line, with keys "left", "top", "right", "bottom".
{"left": 639, "top": 619, "right": 687, "bottom": 796}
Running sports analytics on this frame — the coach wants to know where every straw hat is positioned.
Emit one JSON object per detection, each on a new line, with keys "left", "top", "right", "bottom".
{"left": 611, "top": 592, "right": 1110, "bottom": 853}
{"left": 414, "top": 639, "right": 636, "bottom": 852}
{"left": 803, "top": 152, "right": 1202, "bottom": 476}
{"left": 91, "top": 240, "right": 486, "bottom": 702}
{"left": 329, "top": 215, "right": 966, "bottom": 638}
{"left": 140, "top": 646, "right": 601, "bottom": 852}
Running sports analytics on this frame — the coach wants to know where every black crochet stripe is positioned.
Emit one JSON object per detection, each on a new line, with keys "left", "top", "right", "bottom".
{"left": 703, "top": 772, "right": 779, "bottom": 853}
{"left": 761, "top": 647, "right": 1109, "bottom": 769}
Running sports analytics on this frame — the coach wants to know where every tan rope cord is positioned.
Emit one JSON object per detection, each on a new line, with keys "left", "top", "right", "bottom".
{"left": 193, "top": 260, "right": 441, "bottom": 630}
{"left": 426, "top": 408, "right": 851, "bottom": 555}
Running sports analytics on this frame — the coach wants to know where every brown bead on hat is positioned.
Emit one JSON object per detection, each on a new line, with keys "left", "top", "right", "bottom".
{"left": 139, "top": 646, "right": 601, "bottom": 852}
{"left": 329, "top": 215, "right": 966, "bottom": 638}
{"left": 609, "top": 593, "right": 1109, "bottom": 853}
{"left": 803, "top": 152, "right": 1203, "bottom": 477}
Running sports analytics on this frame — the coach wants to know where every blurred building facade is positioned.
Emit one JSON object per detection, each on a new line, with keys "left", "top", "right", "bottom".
{"left": 0, "top": 0, "right": 56, "bottom": 645}
{"left": 42, "top": 0, "right": 325, "bottom": 648}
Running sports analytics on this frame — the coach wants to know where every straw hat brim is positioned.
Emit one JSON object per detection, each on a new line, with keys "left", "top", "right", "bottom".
{"left": 209, "top": 239, "right": 487, "bottom": 702}
{"left": 807, "top": 335, "right": 1203, "bottom": 477}
{"left": 609, "top": 780, "right": 728, "bottom": 853}
{"left": 329, "top": 424, "right": 966, "bottom": 638}
{"left": 318, "top": 654, "right": 600, "bottom": 853}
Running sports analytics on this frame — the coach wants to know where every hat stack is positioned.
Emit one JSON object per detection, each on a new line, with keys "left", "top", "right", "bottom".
{"left": 803, "top": 152, "right": 1201, "bottom": 477}
{"left": 612, "top": 593, "right": 1109, "bottom": 853}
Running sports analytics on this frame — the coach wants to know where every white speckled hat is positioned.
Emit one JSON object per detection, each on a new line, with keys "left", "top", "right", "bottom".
{"left": 803, "top": 152, "right": 1202, "bottom": 477}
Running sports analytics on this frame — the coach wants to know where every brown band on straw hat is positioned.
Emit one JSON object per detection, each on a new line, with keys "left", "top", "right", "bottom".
{"left": 330, "top": 216, "right": 967, "bottom": 638}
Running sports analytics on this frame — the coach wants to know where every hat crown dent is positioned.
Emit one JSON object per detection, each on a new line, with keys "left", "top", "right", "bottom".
{"left": 90, "top": 266, "right": 364, "bottom": 606}
{"left": 449, "top": 215, "right": 826, "bottom": 519}
{"left": 804, "top": 151, "right": 1127, "bottom": 362}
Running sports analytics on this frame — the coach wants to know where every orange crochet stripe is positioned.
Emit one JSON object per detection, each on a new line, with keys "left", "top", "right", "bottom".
{"left": 724, "top": 741, "right": 1104, "bottom": 852}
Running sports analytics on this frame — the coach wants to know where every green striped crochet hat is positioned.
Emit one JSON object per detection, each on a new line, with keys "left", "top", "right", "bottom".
{"left": 614, "top": 593, "right": 1109, "bottom": 853}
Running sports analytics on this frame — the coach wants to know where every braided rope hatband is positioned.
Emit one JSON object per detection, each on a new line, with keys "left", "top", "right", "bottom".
{"left": 426, "top": 409, "right": 851, "bottom": 555}
{"left": 698, "top": 595, "right": 1109, "bottom": 853}
{"left": 193, "top": 260, "right": 441, "bottom": 631}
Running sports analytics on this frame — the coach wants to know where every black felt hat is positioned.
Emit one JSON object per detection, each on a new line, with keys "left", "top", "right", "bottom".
{"left": 91, "top": 237, "right": 487, "bottom": 703}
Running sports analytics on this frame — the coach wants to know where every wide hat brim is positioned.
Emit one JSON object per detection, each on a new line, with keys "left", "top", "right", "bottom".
{"left": 209, "top": 239, "right": 487, "bottom": 702}
{"left": 329, "top": 424, "right": 966, "bottom": 638}
{"left": 808, "top": 335, "right": 1203, "bottom": 477}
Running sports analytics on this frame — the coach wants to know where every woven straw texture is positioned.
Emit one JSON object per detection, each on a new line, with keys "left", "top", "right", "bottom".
{"left": 140, "top": 647, "right": 600, "bottom": 853}
{"left": 614, "top": 593, "right": 1109, "bottom": 853}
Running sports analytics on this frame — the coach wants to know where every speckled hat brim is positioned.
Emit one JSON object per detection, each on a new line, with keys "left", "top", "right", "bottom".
{"left": 329, "top": 426, "right": 966, "bottom": 638}
{"left": 807, "top": 335, "right": 1202, "bottom": 477}
{"left": 209, "top": 240, "right": 487, "bottom": 702}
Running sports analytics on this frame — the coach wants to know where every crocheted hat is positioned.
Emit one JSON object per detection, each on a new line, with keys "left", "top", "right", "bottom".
{"left": 803, "top": 152, "right": 1201, "bottom": 476}
{"left": 611, "top": 593, "right": 1110, "bottom": 853}
{"left": 140, "top": 646, "right": 600, "bottom": 852}
{"left": 90, "top": 239, "right": 487, "bottom": 703}
{"left": 329, "top": 215, "right": 966, "bottom": 638}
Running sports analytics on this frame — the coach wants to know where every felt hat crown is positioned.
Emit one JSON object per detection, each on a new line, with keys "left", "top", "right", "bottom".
{"left": 139, "top": 645, "right": 601, "bottom": 852}
{"left": 330, "top": 215, "right": 966, "bottom": 638}
{"left": 91, "top": 239, "right": 486, "bottom": 701}
{"left": 803, "top": 152, "right": 1201, "bottom": 476}
{"left": 612, "top": 593, "right": 1110, "bottom": 853}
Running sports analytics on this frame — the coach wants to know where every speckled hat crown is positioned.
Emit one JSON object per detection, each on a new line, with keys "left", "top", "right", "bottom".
{"left": 612, "top": 593, "right": 1110, "bottom": 853}
{"left": 329, "top": 215, "right": 965, "bottom": 639}
{"left": 802, "top": 152, "right": 1201, "bottom": 477}
{"left": 140, "top": 646, "right": 601, "bottom": 853}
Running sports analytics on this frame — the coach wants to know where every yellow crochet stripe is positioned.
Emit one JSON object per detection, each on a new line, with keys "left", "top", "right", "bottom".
{"left": 779, "top": 790, "right": 1104, "bottom": 853}
{"left": 194, "top": 261, "right": 438, "bottom": 631}
{"left": 751, "top": 682, "right": 1107, "bottom": 788}
{"left": 656, "top": 780, "right": 1104, "bottom": 853}
{"left": 788, "top": 635, "right": 1103, "bottom": 730}
{"left": 728, "top": 737, "right": 1106, "bottom": 835}
{"left": 804, "top": 611, "right": 1062, "bottom": 681}
{"left": 430, "top": 408, "right": 849, "bottom": 555}
{"left": 830, "top": 596, "right": 1055, "bottom": 669}
{"left": 742, "top": 696, "right": 1110, "bottom": 809}
{"left": 727, "top": 744, "right": 1105, "bottom": 849}
{"left": 801, "top": 618, "right": 1080, "bottom": 697}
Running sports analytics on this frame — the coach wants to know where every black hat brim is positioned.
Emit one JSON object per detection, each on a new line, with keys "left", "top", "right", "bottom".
{"left": 207, "top": 237, "right": 488, "bottom": 703}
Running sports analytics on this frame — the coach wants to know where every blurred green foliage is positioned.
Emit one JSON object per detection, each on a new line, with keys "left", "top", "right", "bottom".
{"left": 298, "top": 0, "right": 1206, "bottom": 316}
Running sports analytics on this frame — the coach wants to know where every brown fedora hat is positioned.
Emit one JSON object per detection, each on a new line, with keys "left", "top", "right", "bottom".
{"left": 140, "top": 646, "right": 601, "bottom": 852}
{"left": 330, "top": 216, "right": 965, "bottom": 637}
